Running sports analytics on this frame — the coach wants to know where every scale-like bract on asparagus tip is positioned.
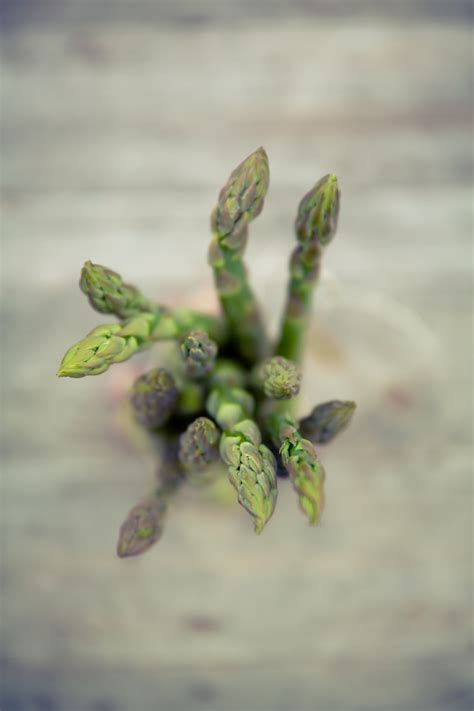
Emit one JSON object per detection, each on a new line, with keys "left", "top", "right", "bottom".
{"left": 130, "top": 367, "right": 178, "bottom": 429}
{"left": 179, "top": 417, "right": 220, "bottom": 471}
{"left": 258, "top": 356, "right": 302, "bottom": 399}
{"left": 295, "top": 174, "right": 340, "bottom": 248}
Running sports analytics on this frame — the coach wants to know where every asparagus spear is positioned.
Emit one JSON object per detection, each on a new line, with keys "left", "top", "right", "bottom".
{"left": 265, "top": 406, "right": 325, "bottom": 525}
{"left": 57, "top": 308, "right": 225, "bottom": 378}
{"left": 117, "top": 437, "right": 183, "bottom": 558}
{"left": 80, "top": 261, "right": 154, "bottom": 319}
{"left": 256, "top": 355, "right": 302, "bottom": 400}
{"left": 299, "top": 399, "right": 356, "bottom": 444}
{"left": 208, "top": 147, "right": 269, "bottom": 364}
{"left": 130, "top": 368, "right": 178, "bottom": 429}
{"left": 276, "top": 174, "right": 340, "bottom": 363}
{"left": 206, "top": 362, "right": 278, "bottom": 533}
{"left": 178, "top": 417, "right": 221, "bottom": 472}
{"left": 180, "top": 330, "right": 218, "bottom": 379}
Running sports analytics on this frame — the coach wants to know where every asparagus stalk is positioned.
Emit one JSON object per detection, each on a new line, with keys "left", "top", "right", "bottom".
{"left": 130, "top": 367, "right": 178, "bottom": 429}
{"left": 206, "top": 362, "right": 278, "bottom": 533}
{"left": 276, "top": 174, "right": 340, "bottom": 363}
{"left": 57, "top": 308, "right": 225, "bottom": 378}
{"left": 80, "top": 260, "right": 154, "bottom": 319}
{"left": 265, "top": 406, "right": 325, "bottom": 525}
{"left": 117, "top": 437, "right": 183, "bottom": 558}
{"left": 255, "top": 355, "right": 302, "bottom": 400}
{"left": 180, "top": 330, "right": 218, "bottom": 379}
{"left": 299, "top": 399, "right": 356, "bottom": 444}
{"left": 208, "top": 147, "right": 269, "bottom": 364}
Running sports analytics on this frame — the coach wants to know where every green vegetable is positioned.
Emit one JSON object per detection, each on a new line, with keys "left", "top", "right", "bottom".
{"left": 265, "top": 407, "right": 325, "bottom": 525}
{"left": 58, "top": 148, "right": 356, "bottom": 554}
{"left": 208, "top": 147, "right": 269, "bottom": 364}
{"left": 276, "top": 174, "right": 340, "bottom": 363}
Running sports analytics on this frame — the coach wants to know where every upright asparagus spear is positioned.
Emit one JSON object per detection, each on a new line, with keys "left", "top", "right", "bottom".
{"left": 276, "top": 174, "right": 340, "bottom": 363}
{"left": 80, "top": 261, "right": 154, "bottom": 319}
{"left": 57, "top": 308, "right": 225, "bottom": 378}
{"left": 299, "top": 399, "right": 356, "bottom": 444}
{"left": 206, "top": 362, "right": 278, "bottom": 533}
{"left": 208, "top": 148, "right": 269, "bottom": 364}
{"left": 264, "top": 405, "right": 325, "bottom": 525}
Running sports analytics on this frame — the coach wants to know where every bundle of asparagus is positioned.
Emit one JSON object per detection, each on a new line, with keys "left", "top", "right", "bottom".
{"left": 57, "top": 148, "right": 356, "bottom": 557}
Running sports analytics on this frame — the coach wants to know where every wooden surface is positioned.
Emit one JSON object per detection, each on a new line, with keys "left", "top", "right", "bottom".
{"left": 1, "top": 2, "right": 472, "bottom": 710}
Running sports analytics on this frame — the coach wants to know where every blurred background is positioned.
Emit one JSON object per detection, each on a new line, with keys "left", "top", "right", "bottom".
{"left": 1, "top": 1, "right": 472, "bottom": 710}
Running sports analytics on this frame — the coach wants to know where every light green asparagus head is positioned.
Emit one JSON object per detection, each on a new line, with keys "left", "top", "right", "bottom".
{"left": 57, "top": 312, "right": 156, "bottom": 378}
{"left": 258, "top": 356, "right": 302, "bottom": 400}
{"left": 220, "top": 419, "right": 278, "bottom": 534}
{"left": 295, "top": 174, "right": 340, "bottom": 248}
{"left": 57, "top": 323, "right": 138, "bottom": 377}
{"left": 279, "top": 424, "right": 325, "bottom": 525}
{"left": 211, "top": 147, "right": 270, "bottom": 250}
{"left": 206, "top": 386, "right": 255, "bottom": 430}
{"left": 180, "top": 330, "right": 218, "bottom": 379}
{"left": 130, "top": 368, "right": 178, "bottom": 429}
{"left": 179, "top": 417, "right": 220, "bottom": 472}
{"left": 117, "top": 495, "right": 167, "bottom": 558}
{"left": 299, "top": 399, "right": 356, "bottom": 444}
{"left": 80, "top": 260, "right": 151, "bottom": 319}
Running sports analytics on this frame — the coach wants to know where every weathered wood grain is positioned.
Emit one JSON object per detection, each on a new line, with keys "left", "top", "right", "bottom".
{"left": 1, "top": 6, "right": 472, "bottom": 711}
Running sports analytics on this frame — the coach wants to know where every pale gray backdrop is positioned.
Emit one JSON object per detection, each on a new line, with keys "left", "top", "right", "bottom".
{"left": 1, "top": 1, "right": 472, "bottom": 710}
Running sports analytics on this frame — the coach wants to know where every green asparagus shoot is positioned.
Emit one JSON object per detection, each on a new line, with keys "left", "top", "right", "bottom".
{"left": 57, "top": 148, "right": 355, "bottom": 554}
{"left": 276, "top": 174, "right": 340, "bottom": 363}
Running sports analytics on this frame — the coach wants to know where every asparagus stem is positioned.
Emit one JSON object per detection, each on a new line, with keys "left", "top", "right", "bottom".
{"left": 264, "top": 404, "right": 325, "bottom": 525}
{"left": 299, "top": 399, "right": 356, "bottom": 444}
{"left": 206, "top": 361, "right": 278, "bottom": 533}
{"left": 276, "top": 174, "right": 340, "bottom": 363}
{"left": 208, "top": 147, "right": 270, "bottom": 364}
{"left": 57, "top": 308, "right": 226, "bottom": 378}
